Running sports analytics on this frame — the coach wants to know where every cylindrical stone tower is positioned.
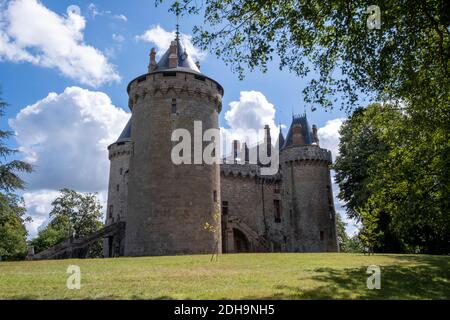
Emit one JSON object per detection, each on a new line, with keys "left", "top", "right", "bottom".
{"left": 280, "top": 115, "right": 338, "bottom": 252}
{"left": 103, "top": 120, "right": 132, "bottom": 257}
{"left": 124, "top": 37, "right": 224, "bottom": 256}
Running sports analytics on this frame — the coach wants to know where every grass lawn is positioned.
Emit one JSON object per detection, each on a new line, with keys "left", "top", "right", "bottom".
{"left": 0, "top": 253, "right": 449, "bottom": 299}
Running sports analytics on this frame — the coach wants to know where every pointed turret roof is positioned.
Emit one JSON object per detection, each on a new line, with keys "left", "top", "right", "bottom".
{"left": 153, "top": 38, "right": 201, "bottom": 74}
{"left": 277, "top": 127, "right": 285, "bottom": 151}
{"left": 116, "top": 119, "right": 131, "bottom": 143}
{"left": 283, "top": 114, "right": 314, "bottom": 148}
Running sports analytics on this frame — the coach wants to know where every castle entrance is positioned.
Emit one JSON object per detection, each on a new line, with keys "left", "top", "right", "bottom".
{"left": 233, "top": 228, "right": 250, "bottom": 253}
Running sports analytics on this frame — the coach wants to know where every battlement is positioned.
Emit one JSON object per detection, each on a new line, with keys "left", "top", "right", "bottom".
{"left": 108, "top": 140, "right": 132, "bottom": 160}
{"left": 280, "top": 145, "right": 332, "bottom": 164}
{"left": 127, "top": 71, "right": 223, "bottom": 111}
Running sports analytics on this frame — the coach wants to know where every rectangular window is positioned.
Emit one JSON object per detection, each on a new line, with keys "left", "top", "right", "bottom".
{"left": 213, "top": 190, "right": 217, "bottom": 203}
{"left": 222, "top": 201, "right": 228, "bottom": 216}
{"left": 320, "top": 231, "right": 324, "bottom": 241}
{"left": 171, "top": 98, "right": 177, "bottom": 114}
{"left": 274, "top": 200, "right": 281, "bottom": 223}
{"left": 116, "top": 184, "right": 120, "bottom": 192}
{"left": 108, "top": 205, "right": 113, "bottom": 218}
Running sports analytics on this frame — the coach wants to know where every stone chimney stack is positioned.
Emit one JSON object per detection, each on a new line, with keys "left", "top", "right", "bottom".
{"left": 312, "top": 124, "right": 320, "bottom": 146}
{"left": 232, "top": 140, "right": 240, "bottom": 163}
{"left": 292, "top": 124, "right": 305, "bottom": 146}
{"left": 264, "top": 124, "right": 272, "bottom": 156}
{"left": 148, "top": 48, "right": 156, "bottom": 72}
{"left": 168, "top": 41, "right": 178, "bottom": 68}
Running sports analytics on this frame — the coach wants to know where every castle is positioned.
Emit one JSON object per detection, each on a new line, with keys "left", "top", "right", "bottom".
{"left": 103, "top": 35, "right": 338, "bottom": 257}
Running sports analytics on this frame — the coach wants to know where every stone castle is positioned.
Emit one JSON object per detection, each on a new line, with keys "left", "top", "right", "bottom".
{"left": 103, "top": 35, "right": 338, "bottom": 257}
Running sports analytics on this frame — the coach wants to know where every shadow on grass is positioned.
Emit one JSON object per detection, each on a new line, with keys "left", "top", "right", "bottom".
{"left": 245, "top": 255, "right": 450, "bottom": 300}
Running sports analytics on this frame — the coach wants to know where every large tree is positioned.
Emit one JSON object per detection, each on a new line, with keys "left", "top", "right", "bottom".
{"left": 334, "top": 104, "right": 449, "bottom": 253}
{"left": 164, "top": 0, "right": 449, "bottom": 112}
{"left": 31, "top": 189, "right": 104, "bottom": 257}
{"left": 0, "top": 91, "right": 33, "bottom": 260}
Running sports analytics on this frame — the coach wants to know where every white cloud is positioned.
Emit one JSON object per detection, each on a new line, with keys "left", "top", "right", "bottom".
{"left": 136, "top": 24, "right": 206, "bottom": 62}
{"left": 318, "top": 118, "right": 344, "bottom": 161}
{"left": 0, "top": 0, "right": 120, "bottom": 86}
{"left": 87, "top": 3, "right": 127, "bottom": 22}
{"left": 221, "top": 91, "right": 281, "bottom": 156}
{"left": 9, "top": 87, "right": 128, "bottom": 238}
{"left": 112, "top": 33, "right": 125, "bottom": 43}
{"left": 9, "top": 86, "right": 130, "bottom": 192}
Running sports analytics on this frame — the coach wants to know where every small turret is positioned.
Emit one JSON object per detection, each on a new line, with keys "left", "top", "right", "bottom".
{"left": 148, "top": 48, "right": 156, "bottom": 73}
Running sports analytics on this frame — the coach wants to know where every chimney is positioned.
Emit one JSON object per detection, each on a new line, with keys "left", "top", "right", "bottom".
{"left": 292, "top": 124, "right": 305, "bottom": 146}
{"left": 232, "top": 140, "right": 240, "bottom": 163}
{"left": 148, "top": 48, "right": 156, "bottom": 72}
{"left": 312, "top": 124, "right": 320, "bottom": 146}
{"left": 264, "top": 124, "right": 272, "bottom": 156}
{"left": 168, "top": 41, "right": 178, "bottom": 68}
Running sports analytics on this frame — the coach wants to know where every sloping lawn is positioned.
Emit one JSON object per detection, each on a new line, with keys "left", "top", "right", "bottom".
{"left": 0, "top": 253, "right": 449, "bottom": 299}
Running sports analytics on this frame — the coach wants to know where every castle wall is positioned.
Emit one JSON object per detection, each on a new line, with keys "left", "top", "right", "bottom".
{"left": 125, "top": 71, "right": 223, "bottom": 256}
{"left": 220, "top": 164, "right": 287, "bottom": 253}
{"left": 281, "top": 146, "right": 338, "bottom": 252}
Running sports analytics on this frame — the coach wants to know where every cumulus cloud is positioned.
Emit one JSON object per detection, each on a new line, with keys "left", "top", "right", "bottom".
{"left": 0, "top": 0, "right": 120, "bottom": 86}
{"left": 136, "top": 24, "right": 206, "bottom": 62}
{"left": 9, "top": 86, "right": 130, "bottom": 192}
{"left": 220, "top": 91, "right": 281, "bottom": 156}
{"left": 87, "top": 3, "right": 127, "bottom": 22}
{"left": 9, "top": 87, "right": 128, "bottom": 238}
{"left": 318, "top": 118, "right": 345, "bottom": 161}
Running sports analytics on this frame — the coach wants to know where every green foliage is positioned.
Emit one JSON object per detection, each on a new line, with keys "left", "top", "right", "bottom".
{"left": 335, "top": 213, "right": 348, "bottom": 249}
{"left": 0, "top": 91, "right": 32, "bottom": 261}
{"left": 30, "top": 189, "right": 104, "bottom": 257}
{"left": 164, "top": 0, "right": 450, "bottom": 112}
{"left": 0, "top": 91, "right": 33, "bottom": 192}
{"left": 0, "top": 193, "right": 29, "bottom": 260}
{"left": 334, "top": 103, "right": 450, "bottom": 254}
{"left": 29, "top": 215, "right": 70, "bottom": 254}
{"left": 49, "top": 188, "right": 103, "bottom": 238}
{"left": 340, "top": 235, "right": 364, "bottom": 253}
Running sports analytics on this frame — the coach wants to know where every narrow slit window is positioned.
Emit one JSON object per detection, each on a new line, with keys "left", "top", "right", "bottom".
{"left": 108, "top": 205, "right": 113, "bottom": 218}
{"left": 213, "top": 190, "right": 217, "bottom": 203}
{"left": 320, "top": 231, "right": 324, "bottom": 241}
{"left": 171, "top": 98, "right": 177, "bottom": 114}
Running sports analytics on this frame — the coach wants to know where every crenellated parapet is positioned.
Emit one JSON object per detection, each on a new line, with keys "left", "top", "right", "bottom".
{"left": 127, "top": 71, "right": 223, "bottom": 111}
{"left": 220, "top": 163, "right": 281, "bottom": 182}
{"left": 108, "top": 141, "right": 133, "bottom": 160}
{"left": 280, "top": 145, "right": 332, "bottom": 165}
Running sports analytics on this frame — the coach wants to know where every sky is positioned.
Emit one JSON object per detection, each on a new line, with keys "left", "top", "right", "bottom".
{"left": 0, "top": 0, "right": 361, "bottom": 238}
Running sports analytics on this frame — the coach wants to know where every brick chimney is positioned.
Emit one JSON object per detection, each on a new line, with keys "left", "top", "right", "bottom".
{"left": 168, "top": 41, "right": 178, "bottom": 68}
{"left": 148, "top": 48, "right": 156, "bottom": 72}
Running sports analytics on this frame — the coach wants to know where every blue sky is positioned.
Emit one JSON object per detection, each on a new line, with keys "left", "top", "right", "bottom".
{"left": 0, "top": 0, "right": 360, "bottom": 237}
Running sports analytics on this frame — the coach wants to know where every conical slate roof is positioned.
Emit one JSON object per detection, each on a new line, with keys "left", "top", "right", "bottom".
{"left": 277, "top": 128, "right": 285, "bottom": 151}
{"left": 283, "top": 114, "right": 314, "bottom": 148}
{"left": 116, "top": 119, "right": 131, "bottom": 143}
{"left": 153, "top": 38, "right": 201, "bottom": 74}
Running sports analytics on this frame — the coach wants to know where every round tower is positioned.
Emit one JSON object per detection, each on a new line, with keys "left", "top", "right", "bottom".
{"left": 103, "top": 120, "right": 132, "bottom": 257}
{"left": 124, "top": 37, "right": 224, "bottom": 256}
{"left": 280, "top": 115, "right": 338, "bottom": 252}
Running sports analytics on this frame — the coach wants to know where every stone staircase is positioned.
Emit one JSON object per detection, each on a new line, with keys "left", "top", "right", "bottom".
{"left": 31, "top": 222, "right": 125, "bottom": 260}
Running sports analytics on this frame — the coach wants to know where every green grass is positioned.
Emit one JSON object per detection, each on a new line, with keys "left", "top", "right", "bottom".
{"left": 0, "top": 253, "right": 449, "bottom": 299}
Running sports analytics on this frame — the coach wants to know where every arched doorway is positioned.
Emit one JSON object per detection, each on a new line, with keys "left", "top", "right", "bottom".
{"left": 233, "top": 228, "right": 250, "bottom": 253}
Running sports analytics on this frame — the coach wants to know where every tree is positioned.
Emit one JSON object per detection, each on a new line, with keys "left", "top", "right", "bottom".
{"left": 0, "top": 91, "right": 33, "bottom": 192}
{"left": 335, "top": 213, "right": 348, "bottom": 251}
{"left": 0, "top": 193, "right": 29, "bottom": 260}
{"left": 29, "top": 215, "right": 70, "bottom": 254}
{"left": 31, "top": 189, "right": 104, "bottom": 257}
{"left": 0, "top": 90, "right": 33, "bottom": 260}
{"left": 164, "top": 0, "right": 449, "bottom": 112}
